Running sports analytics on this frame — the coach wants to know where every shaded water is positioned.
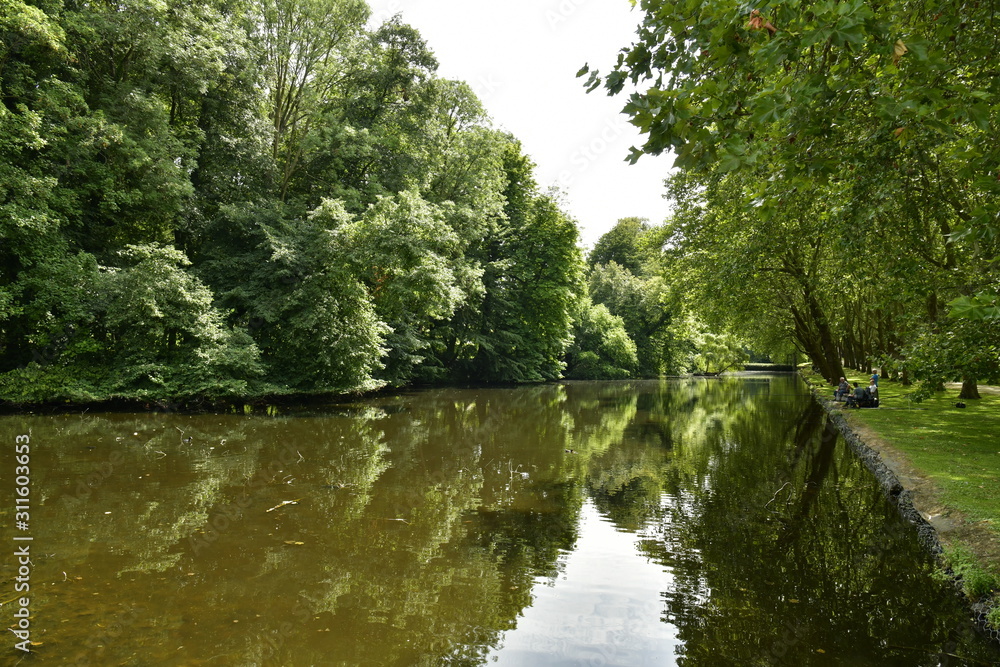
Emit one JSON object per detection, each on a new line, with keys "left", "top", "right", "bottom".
{"left": 1, "top": 376, "right": 998, "bottom": 665}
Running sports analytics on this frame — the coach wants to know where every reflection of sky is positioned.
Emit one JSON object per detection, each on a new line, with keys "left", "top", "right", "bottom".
{"left": 487, "top": 499, "right": 680, "bottom": 666}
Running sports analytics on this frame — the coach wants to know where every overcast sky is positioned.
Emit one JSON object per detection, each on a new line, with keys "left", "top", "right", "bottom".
{"left": 366, "top": 0, "right": 675, "bottom": 249}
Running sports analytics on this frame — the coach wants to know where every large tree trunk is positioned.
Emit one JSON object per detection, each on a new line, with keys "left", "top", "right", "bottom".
{"left": 927, "top": 291, "right": 940, "bottom": 325}
{"left": 841, "top": 331, "right": 857, "bottom": 371}
{"left": 841, "top": 300, "right": 857, "bottom": 369}
{"left": 959, "top": 376, "right": 981, "bottom": 400}
{"left": 791, "top": 306, "right": 831, "bottom": 380}
{"left": 782, "top": 249, "right": 843, "bottom": 384}
{"left": 790, "top": 304, "right": 843, "bottom": 384}
{"left": 803, "top": 286, "right": 844, "bottom": 384}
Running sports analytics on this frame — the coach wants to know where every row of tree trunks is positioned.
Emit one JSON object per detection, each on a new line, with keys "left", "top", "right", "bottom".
{"left": 836, "top": 295, "right": 913, "bottom": 382}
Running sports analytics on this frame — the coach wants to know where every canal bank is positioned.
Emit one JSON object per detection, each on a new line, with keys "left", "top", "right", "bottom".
{"left": 802, "top": 370, "right": 1000, "bottom": 644}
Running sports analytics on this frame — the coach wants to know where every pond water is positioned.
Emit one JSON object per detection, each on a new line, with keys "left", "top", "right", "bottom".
{"left": 1, "top": 376, "right": 998, "bottom": 665}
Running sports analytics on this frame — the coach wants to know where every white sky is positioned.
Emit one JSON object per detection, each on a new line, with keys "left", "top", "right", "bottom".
{"left": 366, "top": 0, "right": 676, "bottom": 249}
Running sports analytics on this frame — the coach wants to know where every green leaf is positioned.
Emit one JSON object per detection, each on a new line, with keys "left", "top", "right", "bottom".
{"left": 949, "top": 295, "right": 1000, "bottom": 321}
{"left": 718, "top": 151, "right": 743, "bottom": 172}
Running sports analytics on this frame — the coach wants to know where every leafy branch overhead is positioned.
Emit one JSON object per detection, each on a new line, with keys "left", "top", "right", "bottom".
{"left": 584, "top": 0, "right": 1000, "bottom": 387}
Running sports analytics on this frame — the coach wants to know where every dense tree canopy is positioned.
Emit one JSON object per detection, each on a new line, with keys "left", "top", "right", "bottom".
{"left": 0, "top": 0, "right": 595, "bottom": 402}
{"left": 584, "top": 0, "right": 1000, "bottom": 394}
{"left": 21, "top": 0, "right": 995, "bottom": 400}
{"left": 578, "top": 218, "right": 709, "bottom": 377}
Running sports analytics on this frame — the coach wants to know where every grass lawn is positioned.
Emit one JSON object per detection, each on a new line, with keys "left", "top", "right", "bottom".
{"left": 807, "top": 371, "right": 1000, "bottom": 532}
{"left": 845, "top": 379, "right": 1000, "bottom": 529}
{"left": 803, "top": 369, "right": 1000, "bottom": 547}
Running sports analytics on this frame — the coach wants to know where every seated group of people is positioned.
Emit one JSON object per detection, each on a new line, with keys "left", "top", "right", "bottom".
{"left": 834, "top": 375, "right": 880, "bottom": 408}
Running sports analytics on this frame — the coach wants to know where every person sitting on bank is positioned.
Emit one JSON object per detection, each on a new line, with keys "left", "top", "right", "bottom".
{"left": 866, "top": 378, "right": 879, "bottom": 406}
{"left": 845, "top": 382, "right": 867, "bottom": 408}
{"left": 835, "top": 377, "right": 850, "bottom": 401}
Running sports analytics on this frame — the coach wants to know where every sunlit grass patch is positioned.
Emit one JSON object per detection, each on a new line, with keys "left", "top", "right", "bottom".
{"left": 818, "top": 372, "right": 1000, "bottom": 531}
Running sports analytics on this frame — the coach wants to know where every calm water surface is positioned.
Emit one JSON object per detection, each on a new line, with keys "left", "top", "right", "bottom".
{"left": 1, "top": 377, "right": 998, "bottom": 665}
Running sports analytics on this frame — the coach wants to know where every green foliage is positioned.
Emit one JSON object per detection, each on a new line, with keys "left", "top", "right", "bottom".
{"left": 422, "top": 140, "right": 587, "bottom": 385}
{"left": 0, "top": 245, "right": 262, "bottom": 402}
{"left": 901, "top": 319, "right": 1000, "bottom": 399}
{"left": 200, "top": 202, "right": 386, "bottom": 393}
{"left": 0, "top": 251, "right": 105, "bottom": 402}
{"left": 593, "top": 0, "right": 1000, "bottom": 387}
{"left": 337, "top": 190, "right": 466, "bottom": 386}
{"left": 594, "top": 0, "right": 999, "bottom": 189}
{"left": 565, "top": 299, "right": 638, "bottom": 380}
{"left": 987, "top": 606, "right": 1000, "bottom": 632}
{"left": 469, "top": 192, "right": 584, "bottom": 383}
{"left": 950, "top": 293, "right": 1000, "bottom": 322}
{"left": 588, "top": 260, "right": 676, "bottom": 376}
{"left": 98, "top": 244, "right": 263, "bottom": 398}
{"left": 942, "top": 544, "right": 998, "bottom": 601}
{"left": 691, "top": 329, "right": 747, "bottom": 375}
{"left": 0, "top": 1, "right": 594, "bottom": 403}
{"left": 253, "top": 0, "right": 370, "bottom": 200}
{"left": 588, "top": 217, "right": 652, "bottom": 274}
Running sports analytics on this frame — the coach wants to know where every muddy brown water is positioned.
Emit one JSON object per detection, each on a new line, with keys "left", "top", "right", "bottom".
{"left": 1, "top": 376, "right": 998, "bottom": 665}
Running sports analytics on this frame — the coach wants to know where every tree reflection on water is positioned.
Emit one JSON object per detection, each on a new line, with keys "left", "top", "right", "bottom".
{"left": 3, "top": 377, "right": 996, "bottom": 665}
